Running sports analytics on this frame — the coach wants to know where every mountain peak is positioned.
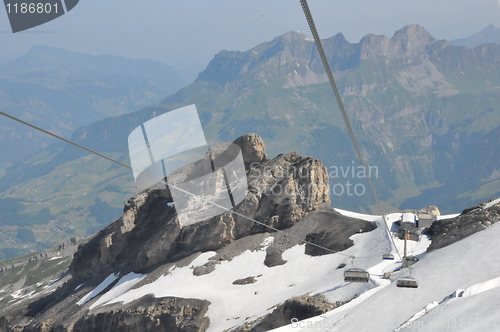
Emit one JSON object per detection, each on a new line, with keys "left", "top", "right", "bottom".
{"left": 391, "top": 24, "right": 434, "bottom": 44}
{"left": 357, "top": 25, "right": 435, "bottom": 60}
{"left": 450, "top": 24, "right": 500, "bottom": 48}
{"left": 479, "top": 24, "right": 499, "bottom": 35}
{"left": 276, "top": 30, "right": 312, "bottom": 42}
{"left": 327, "top": 32, "right": 349, "bottom": 44}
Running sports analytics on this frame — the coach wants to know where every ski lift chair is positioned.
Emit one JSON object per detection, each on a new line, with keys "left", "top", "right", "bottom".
{"left": 344, "top": 267, "right": 370, "bottom": 283}
{"left": 397, "top": 277, "right": 419, "bottom": 288}
{"left": 344, "top": 256, "right": 370, "bottom": 283}
{"left": 397, "top": 267, "right": 418, "bottom": 288}
{"left": 383, "top": 253, "right": 394, "bottom": 260}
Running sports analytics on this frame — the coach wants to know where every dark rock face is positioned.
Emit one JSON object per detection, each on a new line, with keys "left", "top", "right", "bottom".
{"left": 69, "top": 134, "right": 329, "bottom": 282}
{"left": 232, "top": 276, "right": 258, "bottom": 285}
{"left": 262, "top": 209, "right": 377, "bottom": 267}
{"left": 232, "top": 294, "right": 342, "bottom": 332}
{"left": 428, "top": 198, "right": 500, "bottom": 250}
{"left": 12, "top": 296, "right": 210, "bottom": 332}
{"left": 302, "top": 211, "right": 377, "bottom": 256}
{"left": 72, "top": 297, "right": 210, "bottom": 332}
{"left": 233, "top": 133, "right": 268, "bottom": 169}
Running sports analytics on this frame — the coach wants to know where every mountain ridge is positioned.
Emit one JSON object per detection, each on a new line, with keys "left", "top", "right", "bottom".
{"left": 0, "top": 45, "right": 186, "bottom": 166}
{"left": 451, "top": 24, "right": 500, "bottom": 48}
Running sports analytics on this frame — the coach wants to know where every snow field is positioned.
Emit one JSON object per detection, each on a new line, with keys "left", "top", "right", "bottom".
{"left": 97, "top": 209, "right": 409, "bottom": 331}
{"left": 89, "top": 272, "right": 146, "bottom": 309}
{"left": 76, "top": 274, "right": 118, "bottom": 306}
{"left": 76, "top": 206, "right": 482, "bottom": 332}
{"left": 273, "top": 221, "right": 500, "bottom": 331}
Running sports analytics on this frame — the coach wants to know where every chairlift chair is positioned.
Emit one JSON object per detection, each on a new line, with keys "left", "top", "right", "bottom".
{"left": 396, "top": 277, "right": 419, "bottom": 288}
{"left": 382, "top": 253, "right": 394, "bottom": 260}
{"left": 397, "top": 266, "right": 418, "bottom": 288}
{"left": 344, "top": 267, "right": 370, "bottom": 283}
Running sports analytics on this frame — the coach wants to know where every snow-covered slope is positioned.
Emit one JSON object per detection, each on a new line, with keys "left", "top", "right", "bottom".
{"left": 76, "top": 209, "right": 440, "bottom": 331}
{"left": 63, "top": 203, "right": 500, "bottom": 332}
{"left": 272, "top": 215, "right": 500, "bottom": 331}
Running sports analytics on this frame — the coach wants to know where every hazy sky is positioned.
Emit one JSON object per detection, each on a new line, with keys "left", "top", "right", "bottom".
{"left": 1, "top": 0, "right": 499, "bottom": 70}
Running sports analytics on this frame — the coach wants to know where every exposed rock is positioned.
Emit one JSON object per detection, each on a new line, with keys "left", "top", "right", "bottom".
{"left": 71, "top": 296, "right": 210, "bottom": 332}
{"left": 302, "top": 211, "right": 377, "bottom": 256}
{"left": 259, "top": 208, "right": 376, "bottom": 267}
{"left": 69, "top": 135, "right": 329, "bottom": 282}
{"left": 428, "top": 198, "right": 500, "bottom": 249}
{"left": 232, "top": 277, "right": 257, "bottom": 285}
{"left": 231, "top": 294, "right": 343, "bottom": 332}
{"left": 233, "top": 133, "right": 268, "bottom": 169}
{"left": 0, "top": 237, "right": 79, "bottom": 274}
{"left": 10, "top": 296, "right": 210, "bottom": 332}
{"left": 398, "top": 205, "right": 441, "bottom": 216}
{"left": 360, "top": 24, "right": 435, "bottom": 61}
{"left": 263, "top": 248, "right": 287, "bottom": 267}
{"left": 418, "top": 206, "right": 440, "bottom": 216}
{"left": 192, "top": 261, "right": 217, "bottom": 277}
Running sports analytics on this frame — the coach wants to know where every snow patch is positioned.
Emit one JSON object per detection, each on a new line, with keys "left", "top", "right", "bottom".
{"left": 189, "top": 251, "right": 217, "bottom": 268}
{"left": 436, "top": 213, "right": 460, "bottom": 220}
{"left": 76, "top": 274, "right": 118, "bottom": 306}
{"left": 484, "top": 198, "right": 500, "bottom": 209}
{"left": 11, "top": 288, "right": 35, "bottom": 299}
{"left": 90, "top": 272, "right": 146, "bottom": 309}
{"left": 334, "top": 208, "right": 380, "bottom": 222}
{"left": 394, "top": 301, "right": 439, "bottom": 332}
{"left": 260, "top": 236, "right": 274, "bottom": 250}
{"left": 461, "top": 276, "right": 500, "bottom": 298}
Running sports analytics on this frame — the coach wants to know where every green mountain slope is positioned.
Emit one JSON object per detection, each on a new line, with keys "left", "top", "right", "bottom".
{"left": 0, "top": 46, "right": 185, "bottom": 166}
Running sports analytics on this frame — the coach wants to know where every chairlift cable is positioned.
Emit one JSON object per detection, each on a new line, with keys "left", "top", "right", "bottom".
{"left": 299, "top": 0, "right": 402, "bottom": 262}
{"left": 0, "top": 110, "right": 354, "bottom": 258}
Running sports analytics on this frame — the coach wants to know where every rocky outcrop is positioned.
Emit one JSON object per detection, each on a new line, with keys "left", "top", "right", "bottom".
{"left": 69, "top": 134, "right": 329, "bottom": 281}
{"left": 233, "top": 133, "right": 268, "bottom": 169}
{"left": 231, "top": 294, "right": 343, "bottom": 332}
{"left": 428, "top": 198, "right": 500, "bottom": 250}
{"left": 0, "top": 237, "right": 78, "bottom": 274}
{"left": 7, "top": 296, "right": 210, "bottom": 332}
{"left": 71, "top": 296, "right": 210, "bottom": 332}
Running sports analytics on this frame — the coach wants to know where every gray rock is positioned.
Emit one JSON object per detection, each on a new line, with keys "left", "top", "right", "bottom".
{"left": 72, "top": 296, "right": 210, "bottom": 332}
{"left": 428, "top": 197, "right": 500, "bottom": 250}
{"left": 232, "top": 276, "right": 257, "bottom": 285}
{"left": 69, "top": 135, "right": 330, "bottom": 282}
{"left": 231, "top": 293, "right": 344, "bottom": 332}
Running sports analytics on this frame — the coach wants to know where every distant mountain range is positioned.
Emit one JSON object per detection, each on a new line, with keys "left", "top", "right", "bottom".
{"left": 0, "top": 46, "right": 185, "bottom": 166}
{"left": 1, "top": 24, "right": 500, "bottom": 259}
{"left": 451, "top": 24, "right": 500, "bottom": 48}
